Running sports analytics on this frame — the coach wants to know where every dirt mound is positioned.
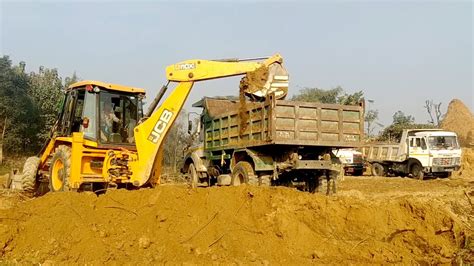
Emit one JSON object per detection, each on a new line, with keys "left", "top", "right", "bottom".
{"left": 455, "top": 148, "right": 474, "bottom": 177}
{"left": 441, "top": 99, "right": 474, "bottom": 147}
{"left": 0, "top": 185, "right": 472, "bottom": 264}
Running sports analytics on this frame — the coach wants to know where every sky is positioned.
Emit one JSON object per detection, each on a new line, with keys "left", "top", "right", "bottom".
{"left": 1, "top": 1, "right": 472, "bottom": 129}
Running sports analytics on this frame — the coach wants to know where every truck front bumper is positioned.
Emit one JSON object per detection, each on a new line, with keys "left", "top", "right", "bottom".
{"left": 344, "top": 163, "right": 365, "bottom": 173}
{"left": 430, "top": 165, "right": 461, "bottom": 173}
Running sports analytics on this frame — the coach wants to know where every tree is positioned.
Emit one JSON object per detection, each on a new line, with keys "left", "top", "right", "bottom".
{"left": 424, "top": 100, "right": 443, "bottom": 127}
{"left": 291, "top": 86, "right": 365, "bottom": 106}
{"left": 379, "top": 110, "right": 435, "bottom": 142}
{"left": 0, "top": 56, "right": 39, "bottom": 154}
{"left": 162, "top": 109, "right": 190, "bottom": 174}
{"left": 28, "top": 66, "right": 64, "bottom": 145}
{"left": 291, "top": 86, "right": 343, "bottom": 103}
{"left": 392, "top": 110, "right": 414, "bottom": 125}
{"left": 0, "top": 56, "right": 80, "bottom": 156}
{"left": 365, "top": 109, "right": 383, "bottom": 138}
{"left": 337, "top": 90, "right": 364, "bottom": 105}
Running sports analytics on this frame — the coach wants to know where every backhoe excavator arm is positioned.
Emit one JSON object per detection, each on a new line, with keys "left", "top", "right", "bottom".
{"left": 129, "top": 53, "right": 287, "bottom": 186}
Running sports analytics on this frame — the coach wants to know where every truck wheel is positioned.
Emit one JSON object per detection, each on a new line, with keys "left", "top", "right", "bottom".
{"left": 371, "top": 163, "right": 386, "bottom": 176}
{"left": 410, "top": 163, "right": 424, "bottom": 180}
{"left": 188, "top": 163, "right": 198, "bottom": 188}
{"left": 231, "top": 161, "right": 257, "bottom": 186}
{"left": 21, "top": 156, "right": 40, "bottom": 193}
{"left": 49, "top": 145, "right": 72, "bottom": 192}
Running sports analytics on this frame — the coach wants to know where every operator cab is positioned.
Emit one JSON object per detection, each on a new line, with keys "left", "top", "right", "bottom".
{"left": 57, "top": 80, "right": 145, "bottom": 146}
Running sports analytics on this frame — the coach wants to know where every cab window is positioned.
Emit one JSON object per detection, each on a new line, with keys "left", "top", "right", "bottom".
{"left": 99, "top": 91, "right": 141, "bottom": 144}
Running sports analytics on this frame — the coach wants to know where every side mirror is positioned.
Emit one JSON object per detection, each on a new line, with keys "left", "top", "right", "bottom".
{"left": 188, "top": 120, "right": 193, "bottom": 134}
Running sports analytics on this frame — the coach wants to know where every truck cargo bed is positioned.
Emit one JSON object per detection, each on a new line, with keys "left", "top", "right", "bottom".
{"left": 197, "top": 97, "right": 364, "bottom": 151}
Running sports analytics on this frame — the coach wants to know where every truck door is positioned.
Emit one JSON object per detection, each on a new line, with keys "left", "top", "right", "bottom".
{"left": 408, "top": 136, "right": 429, "bottom": 167}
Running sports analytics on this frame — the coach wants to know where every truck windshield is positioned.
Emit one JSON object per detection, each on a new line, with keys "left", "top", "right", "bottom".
{"left": 99, "top": 91, "right": 142, "bottom": 144}
{"left": 428, "top": 136, "right": 459, "bottom": 150}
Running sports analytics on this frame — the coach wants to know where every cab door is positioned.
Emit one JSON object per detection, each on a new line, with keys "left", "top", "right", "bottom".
{"left": 408, "top": 136, "right": 429, "bottom": 167}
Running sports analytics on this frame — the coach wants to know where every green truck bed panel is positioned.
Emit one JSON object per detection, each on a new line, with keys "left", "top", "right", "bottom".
{"left": 201, "top": 98, "right": 364, "bottom": 150}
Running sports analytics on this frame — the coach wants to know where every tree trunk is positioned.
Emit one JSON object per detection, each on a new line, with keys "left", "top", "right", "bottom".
{"left": 0, "top": 117, "right": 6, "bottom": 164}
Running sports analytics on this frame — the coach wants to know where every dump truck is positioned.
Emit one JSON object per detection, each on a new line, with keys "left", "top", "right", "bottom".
{"left": 362, "top": 129, "right": 462, "bottom": 180}
{"left": 183, "top": 96, "right": 365, "bottom": 192}
{"left": 11, "top": 54, "right": 289, "bottom": 194}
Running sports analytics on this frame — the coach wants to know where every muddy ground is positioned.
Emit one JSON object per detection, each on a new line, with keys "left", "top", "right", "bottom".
{"left": 0, "top": 173, "right": 472, "bottom": 265}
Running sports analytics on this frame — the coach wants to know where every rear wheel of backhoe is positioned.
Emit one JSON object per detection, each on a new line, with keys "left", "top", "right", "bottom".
{"left": 49, "top": 145, "right": 72, "bottom": 192}
{"left": 231, "top": 161, "right": 257, "bottom": 186}
{"left": 188, "top": 163, "right": 198, "bottom": 188}
{"left": 21, "top": 156, "right": 40, "bottom": 193}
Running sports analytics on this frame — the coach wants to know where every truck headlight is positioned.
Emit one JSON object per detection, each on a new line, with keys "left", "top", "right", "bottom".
{"left": 454, "top": 157, "right": 461, "bottom": 165}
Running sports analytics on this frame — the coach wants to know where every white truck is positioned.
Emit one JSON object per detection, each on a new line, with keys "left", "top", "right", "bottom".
{"left": 362, "top": 129, "right": 461, "bottom": 180}
{"left": 333, "top": 149, "right": 365, "bottom": 176}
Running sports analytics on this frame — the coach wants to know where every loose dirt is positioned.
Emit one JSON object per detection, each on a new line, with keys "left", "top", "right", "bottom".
{"left": 455, "top": 148, "right": 474, "bottom": 177}
{"left": 441, "top": 99, "right": 474, "bottom": 147}
{"left": 0, "top": 175, "right": 472, "bottom": 264}
{"left": 238, "top": 66, "right": 269, "bottom": 135}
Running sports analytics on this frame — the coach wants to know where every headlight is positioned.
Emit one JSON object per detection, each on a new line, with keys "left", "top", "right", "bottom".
{"left": 454, "top": 157, "right": 461, "bottom": 165}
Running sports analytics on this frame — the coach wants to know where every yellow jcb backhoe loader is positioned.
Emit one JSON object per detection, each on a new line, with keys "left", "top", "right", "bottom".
{"left": 18, "top": 54, "right": 288, "bottom": 194}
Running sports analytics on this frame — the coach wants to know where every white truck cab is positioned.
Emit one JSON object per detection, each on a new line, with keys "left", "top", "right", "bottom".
{"left": 408, "top": 130, "right": 461, "bottom": 173}
{"left": 333, "top": 149, "right": 365, "bottom": 176}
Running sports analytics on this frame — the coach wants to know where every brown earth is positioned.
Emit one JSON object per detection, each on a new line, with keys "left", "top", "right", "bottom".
{"left": 456, "top": 148, "right": 474, "bottom": 177}
{"left": 0, "top": 175, "right": 472, "bottom": 265}
{"left": 441, "top": 99, "right": 474, "bottom": 147}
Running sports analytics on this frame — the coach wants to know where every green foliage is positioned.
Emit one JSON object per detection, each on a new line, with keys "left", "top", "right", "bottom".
{"left": 392, "top": 110, "right": 414, "bottom": 125}
{"left": 291, "top": 86, "right": 364, "bottom": 106}
{"left": 291, "top": 86, "right": 343, "bottom": 104}
{"left": 28, "top": 67, "right": 64, "bottom": 144}
{"left": 337, "top": 90, "right": 364, "bottom": 105}
{"left": 0, "top": 56, "right": 79, "bottom": 155}
{"left": 0, "top": 56, "right": 39, "bottom": 153}
{"left": 379, "top": 110, "right": 435, "bottom": 142}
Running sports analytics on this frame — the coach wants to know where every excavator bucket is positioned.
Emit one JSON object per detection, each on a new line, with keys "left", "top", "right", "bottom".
{"left": 241, "top": 62, "right": 289, "bottom": 101}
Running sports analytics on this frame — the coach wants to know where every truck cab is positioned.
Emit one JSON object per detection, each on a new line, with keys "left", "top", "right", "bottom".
{"left": 333, "top": 149, "right": 365, "bottom": 176}
{"left": 408, "top": 130, "right": 461, "bottom": 174}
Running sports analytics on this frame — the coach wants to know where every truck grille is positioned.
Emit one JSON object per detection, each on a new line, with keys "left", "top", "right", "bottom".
{"left": 353, "top": 154, "right": 363, "bottom": 164}
{"left": 433, "top": 157, "right": 460, "bottom": 166}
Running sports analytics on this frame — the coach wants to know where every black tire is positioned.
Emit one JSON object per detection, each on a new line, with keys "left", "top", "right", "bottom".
{"left": 371, "top": 163, "right": 386, "bottom": 177}
{"left": 231, "top": 161, "right": 257, "bottom": 186}
{"left": 438, "top": 172, "right": 452, "bottom": 178}
{"left": 306, "top": 177, "right": 318, "bottom": 194}
{"left": 21, "top": 156, "right": 40, "bottom": 192}
{"left": 188, "top": 163, "right": 198, "bottom": 188}
{"left": 410, "top": 163, "right": 424, "bottom": 180}
{"left": 49, "top": 145, "right": 72, "bottom": 192}
{"left": 353, "top": 169, "right": 364, "bottom": 176}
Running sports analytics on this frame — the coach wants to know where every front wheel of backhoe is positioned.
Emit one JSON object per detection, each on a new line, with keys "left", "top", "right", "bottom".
{"left": 21, "top": 156, "right": 40, "bottom": 192}
{"left": 49, "top": 145, "right": 72, "bottom": 192}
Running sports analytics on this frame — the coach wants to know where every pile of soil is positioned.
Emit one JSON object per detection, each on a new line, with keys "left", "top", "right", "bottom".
{"left": 455, "top": 148, "right": 474, "bottom": 177}
{"left": 0, "top": 184, "right": 472, "bottom": 264}
{"left": 441, "top": 99, "right": 474, "bottom": 147}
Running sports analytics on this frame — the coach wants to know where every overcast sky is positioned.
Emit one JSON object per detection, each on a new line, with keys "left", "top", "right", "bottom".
{"left": 1, "top": 1, "right": 472, "bottom": 128}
